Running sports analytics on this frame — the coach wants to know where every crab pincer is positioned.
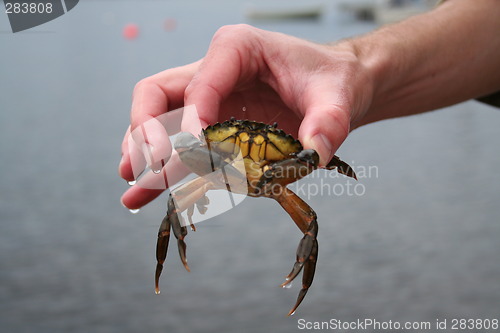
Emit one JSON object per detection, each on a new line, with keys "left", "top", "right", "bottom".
{"left": 155, "top": 192, "right": 193, "bottom": 294}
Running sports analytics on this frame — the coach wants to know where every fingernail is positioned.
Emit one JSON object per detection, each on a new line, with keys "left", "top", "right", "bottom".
{"left": 310, "top": 134, "right": 333, "bottom": 165}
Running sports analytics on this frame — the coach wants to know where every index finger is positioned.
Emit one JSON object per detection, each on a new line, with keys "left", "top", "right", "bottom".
{"left": 184, "top": 25, "right": 265, "bottom": 126}
{"left": 123, "top": 62, "right": 199, "bottom": 177}
{"left": 131, "top": 62, "right": 199, "bottom": 130}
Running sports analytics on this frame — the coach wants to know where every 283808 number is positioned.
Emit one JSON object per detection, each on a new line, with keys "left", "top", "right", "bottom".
{"left": 5, "top": 2, "right": 53, "bottom": 14}
{"left": 451, "top": 318, "right": 498, "bottom": 330}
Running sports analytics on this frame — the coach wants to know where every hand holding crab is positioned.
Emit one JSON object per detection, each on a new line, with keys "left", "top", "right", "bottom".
{"left": 118, "top": 26, "right": 370, "bottom": 211}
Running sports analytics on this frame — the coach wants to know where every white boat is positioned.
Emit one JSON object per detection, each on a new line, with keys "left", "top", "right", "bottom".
{"left": 339, "top": 0, "right": 436, "bottom": 24}
{"left": 245, "top": 5, "right": 323, "bottom": 20}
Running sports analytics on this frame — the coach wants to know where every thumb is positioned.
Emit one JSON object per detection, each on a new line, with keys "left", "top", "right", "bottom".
{"left": 298, "top": 94, "right": 351, "bottom": 166}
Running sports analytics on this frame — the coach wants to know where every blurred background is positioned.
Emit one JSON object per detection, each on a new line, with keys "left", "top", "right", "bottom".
{"left": 1, "top": 1, "right": 499, "bottom": 332}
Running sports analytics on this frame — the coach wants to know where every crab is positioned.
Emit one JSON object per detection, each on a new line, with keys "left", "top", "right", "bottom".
{"left": 155, "top": 119, "right": 356, "bottom": 316}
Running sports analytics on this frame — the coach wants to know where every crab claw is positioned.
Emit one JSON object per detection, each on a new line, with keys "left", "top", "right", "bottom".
{"left": 176, "top": 238, "right": 190, "bottom": 272}
{"left": 170, "top": 204, "right": 190, "bottom": 272}
{"left": 326, "top": 155, "right": 357, "bottom": 180}
{"left": 186, "top": 194, "right": 210, "bottom": 231}
{"left": 155, "top": 204, "right": 172, "bottom": 294}
{"left": 287, "top": 238, "right": 318, "bottom": 316}
{"left": 274, "top": 188, "right": 319, "bottom": 316}
{"left": 186, "top": 205, "right": 197, "bottom": 232}
{"left": 282, "top": 224, "right": 318, "bottom": 316}
{"left": 156, "top": 193, "right": 192, "bottom": 294}
{"left": 281, "top": 262, "right": 303, "bottom": 287}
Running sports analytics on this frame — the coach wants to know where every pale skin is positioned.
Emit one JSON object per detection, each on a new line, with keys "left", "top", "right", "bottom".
{"left": 119, "top": 0, "right": 500, "bottom": 209}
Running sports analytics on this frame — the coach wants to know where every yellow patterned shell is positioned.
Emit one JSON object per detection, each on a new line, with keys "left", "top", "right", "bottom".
{"left": 203, "top": 120, "right": 302, "bottom": 164}
{"left": 203, "top": 120, "right": 303, "bottom": 184}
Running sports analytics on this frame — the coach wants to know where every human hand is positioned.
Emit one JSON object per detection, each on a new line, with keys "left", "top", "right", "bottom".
{"left": 119, "top": 25, "right": 375, "bottom": 209}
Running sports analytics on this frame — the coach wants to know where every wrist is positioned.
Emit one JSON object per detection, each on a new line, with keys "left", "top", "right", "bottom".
{"left": 330, "top": 38, "right": 387, "bottom": 129}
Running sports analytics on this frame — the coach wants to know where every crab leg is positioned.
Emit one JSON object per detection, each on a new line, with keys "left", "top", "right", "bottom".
{"left": 155, "top": 212, "right": 171, "bottom": 294}
{"left": 155, "top": 175, "right": 218, "bottom": 294}
{"left": 325, "top": 155, "right": 357, "bottom": 180}
{"left": 274, "top": 187, "right": 319, "bottom": 316}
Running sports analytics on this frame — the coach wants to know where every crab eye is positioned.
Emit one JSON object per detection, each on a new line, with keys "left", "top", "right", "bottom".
{"left": 295, "top": 149, "right": 319, "bottom": 167}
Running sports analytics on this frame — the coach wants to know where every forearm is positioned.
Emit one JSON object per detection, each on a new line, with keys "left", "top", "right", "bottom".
{"left": 348, "top": 0, "right": 500, "bottom": 127}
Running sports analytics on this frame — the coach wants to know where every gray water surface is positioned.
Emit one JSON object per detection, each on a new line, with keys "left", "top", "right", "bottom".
{"left": 1, "top": 1, "right": 499, "bottom": 332}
